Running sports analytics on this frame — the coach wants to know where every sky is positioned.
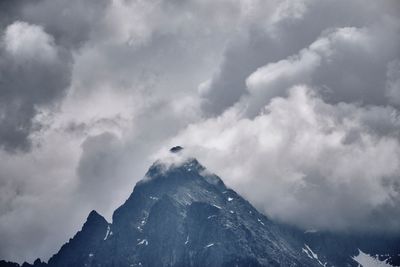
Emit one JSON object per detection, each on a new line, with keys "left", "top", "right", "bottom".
{"left": 0, "top": 0, "right": 399, "bottom": 264}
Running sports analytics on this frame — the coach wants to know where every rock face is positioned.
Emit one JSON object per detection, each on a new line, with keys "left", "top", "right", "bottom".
{"left": 1, "top": 154, "right": 400, "bottom": 267}
{"left": 47, "top": 210, "right": 109, "bottom": 267}
{"left": 72, "top": 158, "right": 319, "bottom": 267}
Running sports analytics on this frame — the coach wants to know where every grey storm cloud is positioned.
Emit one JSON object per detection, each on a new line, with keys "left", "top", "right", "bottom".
{"left": 0, "top": 0, "right": 399, "bottom": 264}
{"left": 0, "top": 21, "right": 72, "bottom": 151}
{"left": 200, "top": 0, "right": 400, "bottom": 115}
{"left": 0, "top": 0, "right": 109, "bottom": 151}
{"left": 243, "top": 19, "right": 400, "bottom": 116}
{"left": 4, "top": 0, "right": 110, "bottom": 49}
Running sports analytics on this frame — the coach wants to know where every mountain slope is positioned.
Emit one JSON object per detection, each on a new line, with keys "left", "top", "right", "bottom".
{"left": 89, "top": 158, "right": 319, "bottom": 266}
{"left": 47, "top": 210, "right": 109, "bottom": 267}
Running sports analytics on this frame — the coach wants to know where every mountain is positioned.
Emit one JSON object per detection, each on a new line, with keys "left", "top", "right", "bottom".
{"left": 1, "top": 147, "right": 400, "bottom": 267}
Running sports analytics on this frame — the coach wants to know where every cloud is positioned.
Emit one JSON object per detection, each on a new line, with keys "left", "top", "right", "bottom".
{"left": 76, "top": 132, "right": 128, "bottom": 212}
{"left": 21, "top": 0, "right": 109, "bottom": 48}
{"left": 243, "top": 21, "right": 400, "bottom": 116}
{"left": 0, "top": 21, "right": 71, "bottom": 151}
{"left": 173, "top": 86, "right": 400, "bottom": 232}
{"left": 386, "top": 60, "right": 400, "bottom": 106}
{"left": 183, "top": 1, "right": 400, "bottom": 233}
{"left": 200, "top": 0, "right": 400, "bottom": 115}
{"left": 0, "top": 130, "right": 83, "bottom": 262}
{"left": 4, "top": 22, "right": 57, "bottom": 62}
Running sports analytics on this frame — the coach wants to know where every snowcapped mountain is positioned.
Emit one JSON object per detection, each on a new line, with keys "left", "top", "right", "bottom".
{"left": 1, "top": 148, "right": 399, "bottom": 267}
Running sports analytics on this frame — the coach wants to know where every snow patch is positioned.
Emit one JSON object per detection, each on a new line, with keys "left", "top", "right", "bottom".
{"left": 149, "top": 196, "right": 159, "bottom": 200}
{"left": 137, "top": 239, "right": 148, "bottom": 246}
{"left": 213, "top": 204, "right": 222, "bottom": 209}
{"left": 227, "top": 197, "right": 233, "bottom": 202}
{"left": 185, "top": 235, "right": 189, "bottom": 245}
{"left": 205, "top": 243, "right": 214, "bottom": 248}
{"left": 104, "top": 225, "right": 111, "bottom": 240}
{"left": 257, "top": 218, "right": 265, "bottom": 226}
{"left": 89, "top": 253, "right": 94, "bottom": 257}
{"left": 353, "top": 249, "right": 394, "bottom": 267}
{"left": 208, "top": 215, "right": 217, "bottom": 219}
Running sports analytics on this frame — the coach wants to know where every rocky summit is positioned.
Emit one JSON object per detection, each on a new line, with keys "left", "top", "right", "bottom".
{"left": 1, "top": 150, "right": 400, "bottom": 267}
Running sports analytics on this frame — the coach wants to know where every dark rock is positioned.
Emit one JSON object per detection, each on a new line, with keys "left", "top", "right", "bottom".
{"left": 0, "top": 260, "right": 20, "bottom": 267}
{"left": 169, "top": 146, "right": 183, "bottom": 153}
{"left": 46, "top": 209, "right": 108, "bottom": 267}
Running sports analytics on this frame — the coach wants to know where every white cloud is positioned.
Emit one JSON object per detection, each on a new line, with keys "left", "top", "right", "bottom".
{"left": 241, "top": 19, "right": 400, "bottom": 117}
{"left": 3, "top": 21, "right": 57, "bottom": 63}
{"left": 172, "top": 86, "right": 400, "bottom": 232}
{"left": 200, "top": 0, "right": 400, "bottom": 115}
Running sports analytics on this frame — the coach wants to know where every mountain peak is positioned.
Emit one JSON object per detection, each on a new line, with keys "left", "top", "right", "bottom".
{"left": 108, "top": 156, "right": 322, "bottom": 266}
{"left": 85, "top": 210, "right": 107, "bottom": 226}
{"left": 87, "top": 210, "right": 101, "bottom": 219}
{"left": 169, "top": 145, "right": 184, "bottom": 153}
{"left": 141, "top": 157, "right": 206, "bottom": 184}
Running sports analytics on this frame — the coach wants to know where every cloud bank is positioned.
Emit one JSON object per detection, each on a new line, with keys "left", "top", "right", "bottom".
{"left": 173, "top": 86, "right": 400, "bottom": 232}
{"left": 0, "top": 0, "right": 399, "bottom": 263}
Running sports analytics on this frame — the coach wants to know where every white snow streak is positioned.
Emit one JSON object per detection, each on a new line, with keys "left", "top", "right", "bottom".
{"left": 104, "top": 225, "right": 110, "bottom": 240}
{"left": 302, "top": 244, "right": 327, "bottom": 266}
{"left": 137, "top": 239, "right": 148, "bottom": 246}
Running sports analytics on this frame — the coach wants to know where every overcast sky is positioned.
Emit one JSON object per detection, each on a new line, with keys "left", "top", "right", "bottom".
{"left": 0, "top": 0, "right": 400, "bottom": 264}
